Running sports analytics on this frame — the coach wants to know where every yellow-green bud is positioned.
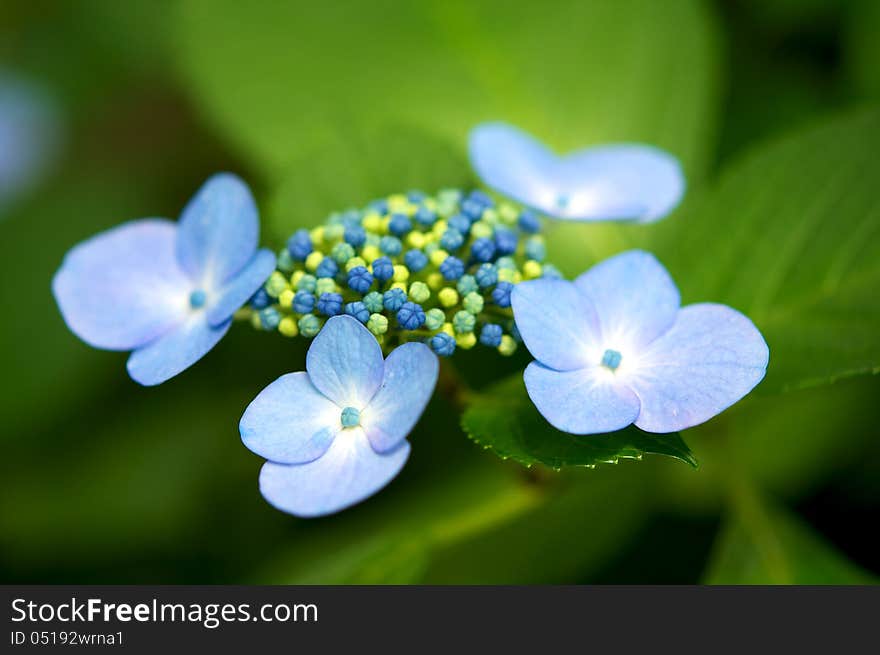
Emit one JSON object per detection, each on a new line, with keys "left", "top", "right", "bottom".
{"left": 409, "top": 281, "right": 430, "bottom": 303}
{"left": 498, "top": 335, "right": 517, "bottom": 356}
{"left": 438, "top": 287, "right": 459, "bottom": 308}
{"left": 278, "top": 316, "right": 299, "bottom": 337}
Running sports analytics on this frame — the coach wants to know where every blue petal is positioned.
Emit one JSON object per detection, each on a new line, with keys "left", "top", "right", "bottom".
{"left": 468, "top": 122, "right": 684, "bottom": 222}
{"left": 126, "top": 314, "right": 231, "bottom": 386}
{"left": 52, "top": 219, "right": 190, "bottom": 350}
{"left": 627, "top": 303, "right": 769, "bottom": 433}
{"left": 207, "top": 248, "right": 276, "bottom": 326}
{"left": 362, "top": 343, "right": 439, "bottom": 453}
{"left": 176, "top": 173, "right": 259, "bottom": 286}
{"left": 469, "top": 122, "right": 558, "bottom": 212}
{"left": 510, "top": 278, "right": 601, "bottom": 371}
{"left": 240, "top": 372, "right": 339, "bottom": 464}
{"left": 574, "top": 250, "right": 680, "bottom": 351}
{"left": 553, "top": 144, "right": 684, "bottom": 222}
{"left": 524, "top": 361, "right": 641, "bottom": 435}
{"left": 306, "top": 315, "right": 384, "bottom": 408}
{"left": 258, "top": 431, "right": 410, "bottom": 517}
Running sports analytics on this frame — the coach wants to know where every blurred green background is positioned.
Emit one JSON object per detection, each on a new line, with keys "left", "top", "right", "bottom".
{"left": 1, "top": 0, "right": 878, "bottom": 584}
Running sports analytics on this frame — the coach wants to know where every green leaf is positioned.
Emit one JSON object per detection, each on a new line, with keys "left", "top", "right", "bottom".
{"left": 845, "top": 0, "right": 880, "bottom": 98}
{"left": 461, "top": 374, "right": 697, "bottom": 470}
{"left": 703, "top": 490, "right": 877, "bottom": 584}
{"left": 175, "top": 0, "right": 720, "bottom": 181}
{"left": 649, "top": 107, "right": 880, "bottom": 393}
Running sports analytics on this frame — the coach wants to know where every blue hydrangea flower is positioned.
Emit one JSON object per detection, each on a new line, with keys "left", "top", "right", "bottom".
{"left": 469, "top": 122, "right": 684, "bottom": 223}
{"left": 52, "top": 174, "right": 275, "bottom": 386}
{"left": 240, "top": 316, "right": 439, "bottom": 517}
{"left": 511, "top": 250, "right": 769, "bottom": 434}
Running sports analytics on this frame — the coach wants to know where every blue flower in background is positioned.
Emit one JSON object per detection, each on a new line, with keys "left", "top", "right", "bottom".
{"left": 240, "top": 315, "right": 439, "bottom": 517}
{"left": 52, "top": 174, "right": 275, "bottom": 385}
{"left": 511, "top": 250, "right": 768, "bottom": 434}
{"left": 469, "top": 122, "right": 684, "bottom": 223}
{"left": 0, "top": 71, "right": 62, "bottom": 215}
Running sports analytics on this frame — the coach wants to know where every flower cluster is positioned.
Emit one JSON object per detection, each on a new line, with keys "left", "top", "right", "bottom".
{"left": 50, "top": 120, "right": 770, "bottom": 520}
{"left": 241, "top": 188, "right": 562, "bottom": 358}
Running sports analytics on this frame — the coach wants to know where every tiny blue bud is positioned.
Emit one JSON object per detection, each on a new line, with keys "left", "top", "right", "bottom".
{"left": 259, "top": 307, "right": 281, "bottom": 330}
{"left": 315, "top": 257, "right": 339, "bottom": 279}
{"left": 471, "top": 237, "right": 496, "bottom": 263}
{"left": 491, "top": 281, "right": 513, "bottom": 307}
{"left": 461, "top": 198, "right": 484, "bottom": 221}
{"left": 404, "top": 249, "right": 429, "bottom": 272}
{"left": 344, "top": 224, "right": 367, "bottom": 248}
{"left": 440, "top": 228, "right": 465, "bottom": 251}
{"left": 468, "top": 190, "right": 494, "bottom": 208}
{"left": 525, "top": 237, "right": 546, "bottom": 262}
{"left": 363, "top": 291, "right": 384, "bottom": 313}
{"left": 345, "top": 301, "right": 370, "bottom": 324}
{"left": 341, "top": 209, "right": 361, "bottom": 227}
{"left": 383, "top": 287, "right": 407, "bottom": 311}
{"left": 439, "top": 256, "right": 465, "bottom": 281}
{"left": 397, "top": 301, "right": 426, "bottom": 330}
{"left": 292, "top": 290, "right": 316, "bottom": 313}
{"left": 316, "top": 292, "right": 344, "bottom": 316}
{"left": 430, "top": 332, "right": 456, "bottom": 356}
{"left": 371, "top": 256, "right": 394, "bottom": 282}
{"left": 347, "top": 266, "right": 373, "bottom": 293}
{"left": 380, "top": 235, "right": 403, "bottom": 256}
{"left": 414, "top": 206, "right": 436, "bottom": 227}
{"left": 448, "top": 213, "right": 471, "bottom": 234}
{"left": 494, "top": 227, "right": 518, "bottom": 256}
{"left": 480, "top": 323, "right": 503, "bottom": 347}
{"left": 389, "top": 213, "right": 412, "bottom": 236}
{"left": 518, "top": 209, "right": 540, "bottom": 233}
{"left": 250, "top": 288, "right": 271, "bottom": 309}
{"left": 369, "top": 198, "right": 389, "bottom": 214}
{"left": 407, "top": 190, "right": 426, "bottom": 202}
{"left": 287, "top": 228, "right": 313, "bottom": 260}
{"left": 542, "top": 263, "right": 563, "bottom": 279}
{"left": 475, "top": 263, "right": 498, "bottom": 288}
{"left": 341, "top": 406, "right": 361, "bottom": 428}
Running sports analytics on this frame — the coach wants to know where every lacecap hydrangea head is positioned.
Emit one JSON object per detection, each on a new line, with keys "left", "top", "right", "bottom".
{"left": 242, "top": 188, "right": 563, "bottom": 358}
